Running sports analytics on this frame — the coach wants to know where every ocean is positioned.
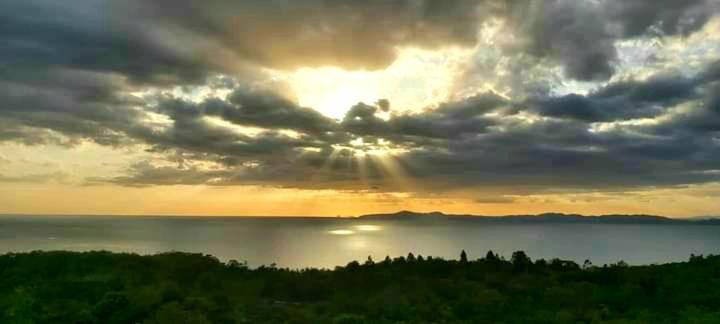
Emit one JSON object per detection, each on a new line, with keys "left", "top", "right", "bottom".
{"left": 2, "top": 215, "right": 719, "bottom": 268}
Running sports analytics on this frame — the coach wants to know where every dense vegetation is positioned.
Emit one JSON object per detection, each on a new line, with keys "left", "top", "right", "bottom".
{"left": 1, "top": 251, "right": 720, "bottom": 323}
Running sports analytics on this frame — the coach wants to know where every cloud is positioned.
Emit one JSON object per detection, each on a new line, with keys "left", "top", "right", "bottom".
{"left": 4, "top": 0, "right": 715, "bottom": 89}
{"left": 2, "top": 0, "right": 720, "bottom": 197}
{"left": 498, "top": 0, "right": 719, "bottom": 81}
{"left": 140, "top": 107, "right": 325, "bottom": 160}
{"left": 604, "top": 0, "right": 715, "bottom": 37}
{"left": 0, "top": 0, "right": 489, "bottom": 89}
{"left": 342, "top": 93, "right": 507, "bottom": 142}
{"left": 203, "top": 89, "right": 339, "bottom": 135}
{"left": 0, "top": 1, "right": 222, "bottom": 85}
{"left": 503, "top": 0, "right": 618, "bottom": 81}
{"left": 129, "top": 0, "right": 487, "bottom": 71}
{"left": 0, "top": 68, "right": 146, "bottom": 147}
{"left": 528, "top": 72, "right": 702, "bottom": 122}
{"left": 91, "top": 161, "right": 227, "bottom": 187}
{"left": 92, "top": 63, "right": 720, "bottom": 193}
{"left": 649, "top": 84, "right": 720, "bottom": 136}
{"left": 0, "top": 172, "right": 69, "bottom": 184}
{"left": 475, "top": 196, "right": 516, "bottom": 204}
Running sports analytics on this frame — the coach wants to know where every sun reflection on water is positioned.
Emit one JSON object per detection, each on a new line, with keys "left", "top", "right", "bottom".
{"left": 328, "top": 229, "right": 355, "bottom": 235}
{"left": 346, "top": 237, "right": 368, "bottom": 250}
{"left": 355, "top": 225, "right": 382, "bottom": 232}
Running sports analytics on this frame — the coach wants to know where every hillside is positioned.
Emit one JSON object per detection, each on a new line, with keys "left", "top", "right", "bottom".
{"left": 358, "top": 210, "right": 720, "bottom": 224}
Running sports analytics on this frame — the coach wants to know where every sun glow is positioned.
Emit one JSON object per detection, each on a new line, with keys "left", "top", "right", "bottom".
{"left": 334, "top": 138, "right": 410, "bottom": 158}
{"left": 328, "top": 229, "right": 355, "bottom": 235}
{"left": 281, "top": 68, "right": 381, "bottom": 119}
{"left": 271, "top": 47, "right": 473, "bottom": 119}
{"left": 355, "top": 225, "right": 382, "bottom": 232}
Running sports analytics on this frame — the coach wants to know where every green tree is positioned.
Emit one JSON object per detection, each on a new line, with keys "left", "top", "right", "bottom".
{"left": 145, "top": 302, "right": 211, "bottom": 324}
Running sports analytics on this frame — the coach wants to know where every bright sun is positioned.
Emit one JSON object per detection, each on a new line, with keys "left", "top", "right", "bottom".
{"left": 271, "top": 47, "right": 473, "bottom": 120}
{"left": 286, "top": 67, "right": 381, "bottom": 119}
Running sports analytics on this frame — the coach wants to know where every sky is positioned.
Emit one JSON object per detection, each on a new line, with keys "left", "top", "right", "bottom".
{"left": 1, "top": 0, "right": 720, "bottom": 217}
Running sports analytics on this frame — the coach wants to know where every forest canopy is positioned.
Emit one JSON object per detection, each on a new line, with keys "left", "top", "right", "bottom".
{"left": 1, "top": 250, "right": 720, "bottom": 323}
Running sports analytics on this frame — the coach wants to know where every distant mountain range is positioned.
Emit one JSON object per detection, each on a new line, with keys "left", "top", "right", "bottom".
{"left": 358, "top": 211, "right": 720, "bottom": 225}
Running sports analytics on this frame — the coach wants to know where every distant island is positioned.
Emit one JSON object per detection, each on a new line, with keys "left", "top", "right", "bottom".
{"left": 358, "top": 210, "right": 720, "bottom": 225}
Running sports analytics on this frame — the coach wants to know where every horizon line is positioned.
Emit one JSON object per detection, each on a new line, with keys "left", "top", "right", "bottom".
{"left": 0, "top": 210, "right": 715, "bottom": 219}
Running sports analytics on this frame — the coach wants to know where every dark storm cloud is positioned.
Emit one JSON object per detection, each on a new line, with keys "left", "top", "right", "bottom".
{"left": 391, "top": 94, "right": 508, "bottom": 139}
{"left": 604, "top": 0, "right": 715, "bottom": 37}
{"left": 3, "top": 0, "right": 715, "bottom": 87}
{"left": 0, "top": 0, "right": 488, "bottom": 87}
{"left": 100, "top": 66, "right": 720, "bottom": 192}
{"left": 669, "top": 60, "right": 720, "bottom": 135}
{"left": 342, "top": 93, "right": 507, "bottom": 142}
{"left": 143, "top": 97, "right": 328, "bottom": 159}
{"left": 699, "top": 60, "right": 720, "bottom": 83}
{"left": 0, "top": 69, "right": 145, "bottom": 146}
{"left": 94, "top": 92, "right": 509, "bottom": 188}
{"left": 397, "top": 119, "right": 720, "bottom": 191}
{"left": 0, "top": 0, "right": 491, "bottom": 151}
{"left": 130, "top": 0, "right": 486, "bottom": 70}
{"left": 505, "top": 0, "right": 618, "bottom": 81}
{"left": 117, "top": 91, "right": 507, "bottom": 183}
{"left": 502, "top": 0, "right": 719, "bottom": 81}
{"left": 2, "top": 0, "right": 720, "bottom": 192}
{"left": 529, "top": 72, "right": 703, "bottom": 122}
{"left": 104, "top": 105, "right": 720, "bottom": 191}
{"left": 332, "top": 61, "right": 720, "bottom": 191}
{"left": 205, "top": 89, "right": 339, "bottom": 135}
{"left": 648, "top": 85, "right": 720, "bottom": 136}
{"left": 0, "top": 72, "right": 333, "bottom": 172}
{"left": 0, "top": 1, "right": 217, "bottom": 85}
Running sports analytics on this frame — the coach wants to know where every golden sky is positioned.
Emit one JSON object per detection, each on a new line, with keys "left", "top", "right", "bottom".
{"left": 1, "top": 1, "right": 720, "bottom": 217}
